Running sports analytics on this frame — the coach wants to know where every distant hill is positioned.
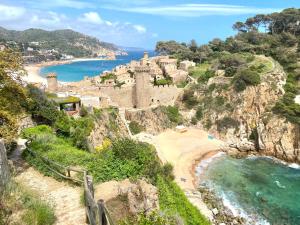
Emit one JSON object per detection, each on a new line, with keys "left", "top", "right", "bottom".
{"left": 0, "top": 27, "right": 118, "bottom": 58}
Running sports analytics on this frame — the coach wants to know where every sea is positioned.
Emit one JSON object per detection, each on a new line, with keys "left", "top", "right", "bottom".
{"left": 197, "top": 154, "right": 300, "bottom": 225}
{"left": 40, "top": 50, "right": 156, "bottom": 82}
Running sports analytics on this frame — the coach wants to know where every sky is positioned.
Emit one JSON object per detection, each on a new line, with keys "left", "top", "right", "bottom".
{"left": 1, "top": 0, "right": 300, "bottom": 49}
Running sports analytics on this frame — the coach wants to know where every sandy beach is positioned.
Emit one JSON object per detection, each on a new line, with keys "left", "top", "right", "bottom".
{"left": 22, "top": 57, "right": 109, "bottom": 85}
{"left": 152, "top": 128, "right": 224, "bottom": 220}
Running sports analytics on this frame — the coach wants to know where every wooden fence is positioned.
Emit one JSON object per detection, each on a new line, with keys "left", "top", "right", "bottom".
{"left": 25, "top": 142, "right": 114, "bottom": 225}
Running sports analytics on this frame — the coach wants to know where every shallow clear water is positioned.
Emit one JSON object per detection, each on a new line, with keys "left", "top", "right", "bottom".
{"left": 198, "top": 154, "right": 300, "bottom": 225}
{"left": 40, "top": 50, "right": 155, "bottom": 82}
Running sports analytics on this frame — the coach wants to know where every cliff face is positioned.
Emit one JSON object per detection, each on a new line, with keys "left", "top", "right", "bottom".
{"left": 88, "top": 109, "right": 129, "bottom": 149}
{"left": 125, "top": 107, "right": 173, "bottom": 135}
{"left": 195, "top": 58, "right": 300, "bottom": 163}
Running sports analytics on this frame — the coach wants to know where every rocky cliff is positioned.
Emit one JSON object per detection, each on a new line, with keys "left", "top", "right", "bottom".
{"left": 88, "top": 109, "right": 129, "bottom": 149}
{"left": 190, "top": 57, "right": 300, "bottom": 163}
{"left": 125, "top": 107, "right": 173, "bottom": 135}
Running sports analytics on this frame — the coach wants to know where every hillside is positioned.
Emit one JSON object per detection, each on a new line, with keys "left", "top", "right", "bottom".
{"left": 158, "top": 8, "right": 300, "bottom": 163}
{"left": 0, "top": 27, "right": 118, "bottom": 59}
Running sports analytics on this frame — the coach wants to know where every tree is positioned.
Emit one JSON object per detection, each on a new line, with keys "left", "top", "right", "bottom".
{"left": 189, "top": 39, "right": 198, "bottom": 52}
{"left": 0, "top": 49, "right": 27, "bottom": 142}
{"left": 233, "top": 21, "right": 248, "bottom": 32}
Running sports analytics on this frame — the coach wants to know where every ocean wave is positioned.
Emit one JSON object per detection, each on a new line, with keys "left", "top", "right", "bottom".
{"left": 219, "top": 191, "right": 270, "bottom": 225}
{"left": 246, "top": 155, "right": 300, "bottom": 170}
{"left": 274, "top": 180, "right": 286, "bottom": 189}
{"left": 195, "top": 152, "right": 225, "bottom": 176}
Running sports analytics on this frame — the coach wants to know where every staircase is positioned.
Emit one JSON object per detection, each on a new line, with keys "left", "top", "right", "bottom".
{"left": 118, "top": 107, "right": 133, "bottom": 137}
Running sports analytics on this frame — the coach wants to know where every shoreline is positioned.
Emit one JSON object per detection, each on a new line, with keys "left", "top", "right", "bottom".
{"left": 23, "top": 57, "right": 112, "bottom": 85}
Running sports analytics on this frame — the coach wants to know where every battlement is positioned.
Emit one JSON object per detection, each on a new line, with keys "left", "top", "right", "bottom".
{"left": 135, "top": 65, "right": 151, "bottom": 73}
{"left": 46, "top": 72, "right": 57, "bottom": 78}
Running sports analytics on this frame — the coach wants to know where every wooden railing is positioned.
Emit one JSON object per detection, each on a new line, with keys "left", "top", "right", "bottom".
{"left": 25, "top": 141, "right": 114, "bottom": 225}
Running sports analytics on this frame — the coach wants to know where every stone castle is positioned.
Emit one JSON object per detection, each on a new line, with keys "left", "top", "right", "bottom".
{"left": 46, "top": 52, "right": 195, "bottom": 109}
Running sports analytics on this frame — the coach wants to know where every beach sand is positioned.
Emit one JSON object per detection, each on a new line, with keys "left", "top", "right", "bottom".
{"left": 23, "top": 64, "right": 47, "bottom": 85}
{"left": 152, "top": 128, "right": 224, "bottom": 220}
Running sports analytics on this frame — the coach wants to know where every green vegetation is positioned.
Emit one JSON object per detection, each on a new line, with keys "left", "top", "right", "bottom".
{"left": 197, "top": 70, "right": 215, "bottom": 83}
{"left": 182, "top": 90, "right": 198, "bottom": 109}
{"left": 216, "top": 117, "right": 239, "bottom": 132}
{"left": 162, "top": 106, "right": 183, "bottom": 124}
{"left": 233, "top": 68, "right": 261, "bottom": 92}
{"left": 0, "top": 27, "right": 117, "bottom": 57}
{"left": 0, "top": 182, "right": 55, "bottom": 225}
{"left": 22, "top": 126, "right": 166, "bottom": 183}
{"left": 129, "top": 121, "right": 144, "bottom": 135}
{"left": 155, "top": 78, "right": 173, "bottom": 86}
{"left": 157, "top": 176, "right": 210, "bottom": 225}
{"left": 100, "top": 73, "right": 117, "bottom": 83}
{"left": 189, "top": 62, "right": 211, "bottom": 79}
{"left": 51, "top": 96, "right": 81, "bottom": 104}
{"left": 0, "top": 49, "right": 27, "bottom": 142}
{"left": 176, "top": 80, "right": 188, "bottom": 88}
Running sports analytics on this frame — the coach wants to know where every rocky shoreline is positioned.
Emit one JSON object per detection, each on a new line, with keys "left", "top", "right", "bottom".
{"left": 198, "top": 185, "right": 245, "bottom": 225}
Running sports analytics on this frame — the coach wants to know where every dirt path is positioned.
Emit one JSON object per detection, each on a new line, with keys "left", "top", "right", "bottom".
{"left": 13, "top": 139, "right": 86, "bottom": 225}
{"left": 15, "top": 167, "right": 87, "bottom": 225}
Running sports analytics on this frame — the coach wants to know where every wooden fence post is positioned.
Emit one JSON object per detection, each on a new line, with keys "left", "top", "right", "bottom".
{"left": 97, "top": 199, "right": 107, "bottom": 225}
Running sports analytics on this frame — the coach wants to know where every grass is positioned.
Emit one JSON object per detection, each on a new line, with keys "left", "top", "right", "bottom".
{"left": 189, "top": 62, "right": 211, "bottom": 79}
{"left": 157, "top": 176, "right": 210, "bottom": 225}
{"left": 0, "top": 181, "right": 55, "bottom": 225}
{"left": 249, "top": 56, "right": 274, "bottom": 75}
{"left": 22, "top": 126, "right": 165, "bottom": 184}
{"left": 129, "top": 121, "right": 144, "bottom": 135}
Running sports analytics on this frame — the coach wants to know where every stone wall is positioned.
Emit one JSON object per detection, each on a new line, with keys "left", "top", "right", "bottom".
{"left": 99, "top": 84, "right": 181, "bottom": 109}
{"left": 99, "top": 86, "right": 135, "bottom": 108}
{"left": 0, "top": 140, "right": 10, "bottom": 192}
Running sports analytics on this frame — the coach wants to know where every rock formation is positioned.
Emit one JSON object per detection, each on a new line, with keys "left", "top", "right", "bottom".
{"left": 193, "top": 57, "right": 300, "bottom": 163}
{"left": 0, "top": 140, "right": 10, "bottom": 192}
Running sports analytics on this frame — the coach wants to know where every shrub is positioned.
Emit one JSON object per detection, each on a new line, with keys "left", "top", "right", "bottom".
{"left": 191, "top": 117, "right": 198, "bottom": 125}
{"left": 215, "top": 96, "right": 225, "bottom": 106}
{"left": 129, "top": 121, "right": 144, "bottom": 135}
{"left": 157, "top": 176, "right": 210, "bottom": 225}
{"left": 0, "top": 182, "right": 55, "bottom": 225}
{"left": 195, "top": 106, "right": 203, "bottom": 120}
{"left": 216, "top": 117, "right": 239, "bottom": 132}
{"left": 182, "top": 90, "right": 198, "bottom": 109}
{"left": 95, "top": 138, "right": 111, "bottom": 153}
{"left": 224, "top": 66, "right": 237, "bottom": 77}
{"left": 197, "top": 69, "right": 215, "bottom": 83}
{"left": 233, "top": 68, "right": 260, "bottom": 92}
{"left": 163, "top": 106, "right": 182, "bottom": 124}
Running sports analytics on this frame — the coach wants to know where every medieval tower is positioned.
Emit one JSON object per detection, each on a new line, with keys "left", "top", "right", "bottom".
{"left": 46, "top": 73, "right": 58, "bottom": 92}
{"left": 134, "top": 65, "right": 151, "bottom": 108}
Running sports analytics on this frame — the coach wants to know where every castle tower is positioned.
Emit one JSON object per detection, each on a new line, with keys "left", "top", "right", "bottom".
{"left": 141, "top": 51, "right": 149, "bottom": 65}
{"left": 46, "top": 73, "right": 58, "bottom": 92}
{"left": 134, "top": 65, "right": 151, "bottom": 108}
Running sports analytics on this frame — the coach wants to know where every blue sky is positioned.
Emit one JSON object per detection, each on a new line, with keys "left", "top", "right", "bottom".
{"left": 1, "top": 0, "right": 300, "bottom": 49}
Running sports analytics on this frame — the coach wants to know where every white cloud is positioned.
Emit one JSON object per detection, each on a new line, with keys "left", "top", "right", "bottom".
{"left": 78, "top": 12, "right": 114, "bottom": 26}
{"left": 22, "top": 0, "right": 94, "bottom": 9}
{"left": 133, "top": 24, "right": 146, "bottom": 33}
{"left": 30, "top": 12, "right": 67, "bottom": 28}
{"left": 103, "top": 3, "right": 281, "bottom": 17}
{"left": 0, "top": 4, "right": 26, "bottom": 21}
{"left": 79, "top": 12, "right": 104, "bottom": 24}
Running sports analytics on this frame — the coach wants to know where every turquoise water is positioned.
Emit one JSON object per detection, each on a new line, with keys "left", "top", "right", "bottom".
{"left": 40, "top": 51, "right": 155, "bottom": 82}
{"left": 198, "top": 154, "right": 300, "bottom": 225}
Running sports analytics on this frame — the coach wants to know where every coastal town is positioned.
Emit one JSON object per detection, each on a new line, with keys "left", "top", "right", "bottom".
{"left": 1, "top": 3, "right": 300, "bottom": 225}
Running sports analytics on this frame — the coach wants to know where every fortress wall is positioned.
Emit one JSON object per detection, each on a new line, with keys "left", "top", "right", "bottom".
{"left": 148, "top": 85, "right": 181, "bottom": 106}
{"left": 100, "top": 86, "right": 134, "bottom": 108}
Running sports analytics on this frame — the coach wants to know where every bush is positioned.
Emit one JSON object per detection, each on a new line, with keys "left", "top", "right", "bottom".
{"left": 157, "top": 176, "right": 210, "bottom": 225}
{"left": 182, "top": 90, "right": 198, "bottom": 109}
{"left": 129, "top": 121, "right": 144, "bottom": 135}
{"left": 233, "top": 68, "right": 261, "bottom": 92}
{"left": 216, "top": 117, "right": 239, "bottom": 132}
{"left": 195, "top": 106, "right": 203, "bottom": 120}
{"left": 0, "top": 182, "right": 55, "bottom": 225}
{"left": 163, "top": 106, "right": 182, "bottom": 124}
{"left": 197, "top": 69, "right": 215, "bottom": 83}
{"left": 224, "top": 66, "right": 237, "bottom": 77}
